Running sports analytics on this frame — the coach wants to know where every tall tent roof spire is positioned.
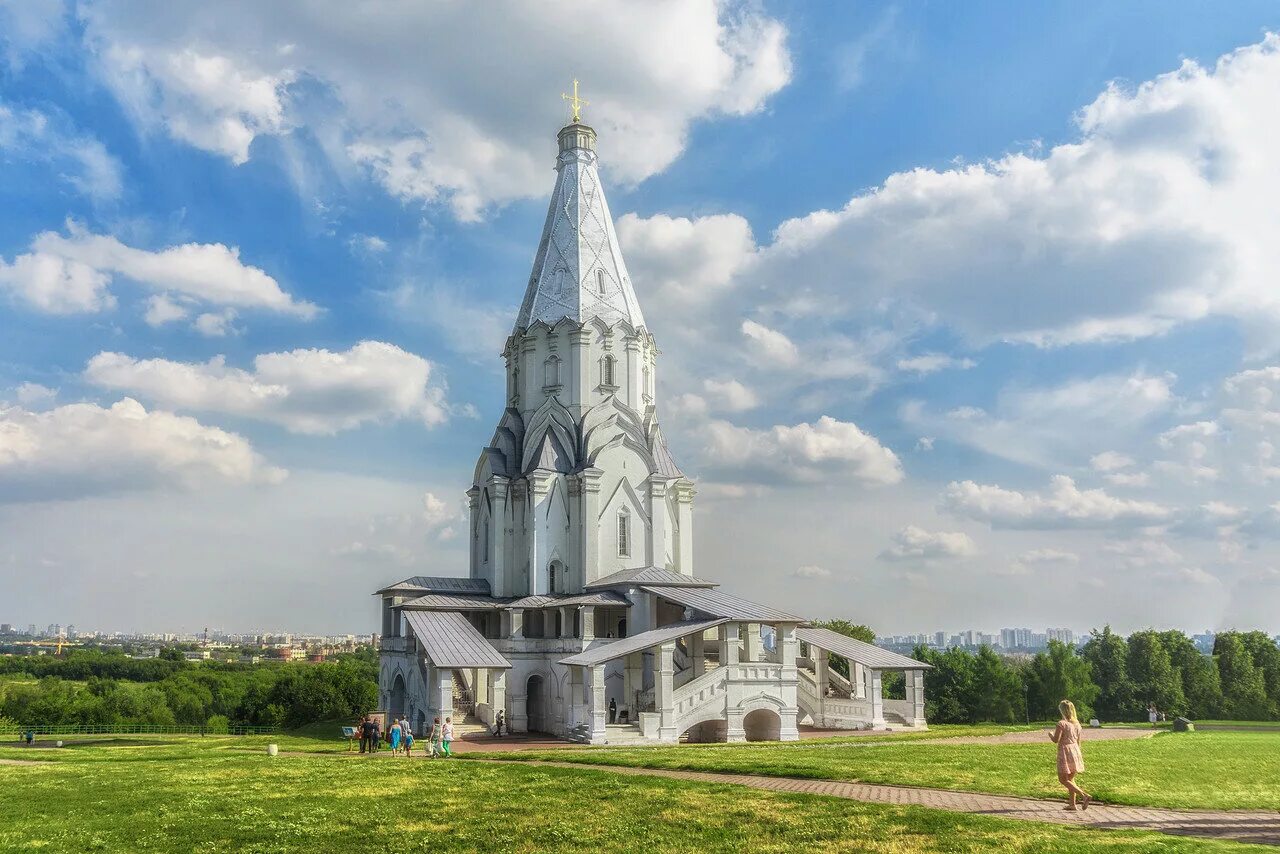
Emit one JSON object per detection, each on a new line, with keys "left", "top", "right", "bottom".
{"left": 514, "top": 119, "right": 646, "bottom": 333}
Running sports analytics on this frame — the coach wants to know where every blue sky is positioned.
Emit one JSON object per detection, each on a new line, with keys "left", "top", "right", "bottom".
{"left": 3, "top": 1, "right": 1280, "bottom": 635}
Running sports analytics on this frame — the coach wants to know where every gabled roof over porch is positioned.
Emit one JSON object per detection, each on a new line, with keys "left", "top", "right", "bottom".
{"left": 375, "top": 575, "right": 491, "bottom": 597}
{"left": 403, "top": 610, "right": 511, "bottom": 669}
{"left": 585, "top": 566, "right": 718, "bottom": 590}
{"left": 558, "top": 618, "right": 727, "bottom": 667}
{"left": 639, "top": 584, "right": 805, "bottom": 623}
{"left": 796, "top": 627, "right": 932, "bottom": 670}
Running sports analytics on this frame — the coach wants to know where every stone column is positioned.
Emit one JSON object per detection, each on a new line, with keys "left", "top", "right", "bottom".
{"left": 744, "top": 623, "right": 762, "bottom": 662}
{"left": 527, "top": 472, "right": 554, "bottom": 594}
{"left": 624, "top": 652, "right": 644, "bottom": 715}
{"left": 777, "top": 624, "right": 800, "bottom": 741}
{"left": 569, "top": 326, "right": 592, "bottom": 418}
{"left": 719, "top": 622, "right": 741, "bottom": 670}
{"left": 674, "top": 482, "right": 695, "bottom": 574}
{"left": 589, "top": 664, "right": 608, "bottom": 741}
{"left": 580, "top": 606, "right": 596, "bottom": 642}
{"left": 508, "top": 609, "right": 524, "bottom": 640}
{"left": 579, "top": 467, "right": 603, "bottom": 584}
{"left": 544, "top": 609, "right": 557, "bottom": 640}
{"left": 907, "top": 669, "right": 927, "bottom": 727}
{"left": 869, "top": 669, "right": 885, "bottom": 728}
{"left": 648, "top": 478, "right": 668, "bottom": 569}
{"left": 433, "top": 668, "right": 454, "bottom": 723}
{"left": 815, "top": 652, "right": 829, "bottom": 726}
{"left": 490, "top": 477, "right": 510, "bottom": 595}
{"left": 689, "top": 630, "right": 706, "bottom": 677}
{"left": 490, "top": 670, "right": 507, "bottom": 729}
{"left": 853, "top": 661, "right": 866, "bottom": 699}
{"left": 656, "top": 642, "right": 676, "bottom": 741}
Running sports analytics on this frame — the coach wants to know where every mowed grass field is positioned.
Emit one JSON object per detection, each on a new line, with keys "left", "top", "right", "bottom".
{"left": 0, "top": 730, "right": 1273, "bottom": 853}
{"left": 481, "top": 729, "right": 1280, "bottom": 811}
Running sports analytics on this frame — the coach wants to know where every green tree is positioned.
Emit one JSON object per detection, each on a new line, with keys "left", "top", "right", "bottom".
{"left": 1215, "top": 633, "right": 1271, "bottom": 720}
{"left": 1080, "top": 626, "right": 1133, "bottom": 721}
{"left": 912, "top": 646, "right": 975, "bottom": 723}
{"left": 971, "top": 646, "right": 1026, "bottom": 723}
{"left": 1159, "top": 631, "right": 1222, "bottom": 719}
{"left": 1126, "top": 630, "right": 1186, "bottom": 716}
{"left": 1239, "top": 631, "right": 1280, "bottom": 717}
{"left": 1024, "top": 640, "right": 1099, "bottom": 721}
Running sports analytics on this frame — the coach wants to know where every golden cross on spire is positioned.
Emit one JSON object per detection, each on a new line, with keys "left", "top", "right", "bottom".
{"left": 562, "top": 78, "right": 588, "bottom": 123}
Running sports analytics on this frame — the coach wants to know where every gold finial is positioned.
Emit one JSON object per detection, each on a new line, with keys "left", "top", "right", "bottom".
{"left": 562, "top": 78, "right": 588, "bottom": 123}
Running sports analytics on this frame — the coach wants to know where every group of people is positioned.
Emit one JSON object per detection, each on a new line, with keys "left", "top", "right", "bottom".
{"left": 356, "top": 714, "right": 456, "bottom": 758}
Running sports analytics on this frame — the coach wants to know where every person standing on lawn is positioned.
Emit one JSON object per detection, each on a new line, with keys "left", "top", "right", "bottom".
{"left": 428, "top": 717, "right": 443, "bottom": 758}
{"left": 441, "top": 716, "right": 455, "bottom": 757}
{"left": 402, "top": 725, "right": 414, "bottom": 757}
{"left": 1050, "top": 700, "right": 1092, "bottom": 811}
{"left": 389, "top": 719, "right": 401, "bottom": 753}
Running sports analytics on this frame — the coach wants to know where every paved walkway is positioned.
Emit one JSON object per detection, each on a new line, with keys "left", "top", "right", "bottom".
{"left": 510, "top": 760, "right": 1280, "bottom": 846}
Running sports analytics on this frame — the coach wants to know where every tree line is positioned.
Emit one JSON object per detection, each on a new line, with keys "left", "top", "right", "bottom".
{"left": 909, "top": 628, "right": 1280, "bottom": 724}
{"left": 0, "top": 648, "right": 377, "bottom": 729}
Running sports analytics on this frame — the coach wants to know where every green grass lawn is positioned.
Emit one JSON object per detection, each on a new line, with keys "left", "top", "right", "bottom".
{"left": 475, "top": 730, "right": 1280, "bottom": 811}
{"left": 1, "top": 734, "right": 1272, "bottom": 853}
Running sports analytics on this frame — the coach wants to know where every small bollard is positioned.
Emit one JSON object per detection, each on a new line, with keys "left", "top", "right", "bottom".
{"left": 56, "top": 740, "right": 64, "bottom": 748}
{"left": 267, "top": 743, "right": 279, "bottom": 757}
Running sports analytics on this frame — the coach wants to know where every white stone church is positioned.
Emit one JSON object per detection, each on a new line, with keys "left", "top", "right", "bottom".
{"left": 376, "top": 116, "right": 929, "bottom": 744}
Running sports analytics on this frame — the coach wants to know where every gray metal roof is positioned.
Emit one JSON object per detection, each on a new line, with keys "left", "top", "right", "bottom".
{"left": 796, "top": 627, "right": 932, "bottom": 670}
{"left": 375, "top": 576, "right": 491, "bottom": 596}
{"left": 507, "top": 590, "right": 632, "bottom": 609}
{"left": 585, "top": 566, "right": 718, "bottom": 590}
{"left": 559, "top": 618, "right": 727, "bottom": 667}
{"left": 639, "top": 585, "right": 805, "bottom": 623}
{"left": 400, "top": 592, "right": 511, "bottom": 610}
{"left": 403, "top": 610, "right": 511, "bottom": 670}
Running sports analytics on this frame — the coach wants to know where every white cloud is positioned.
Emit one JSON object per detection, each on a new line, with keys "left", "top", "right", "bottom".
{"left": 84, "top": 342, "right": 450, "bottom": 435}
{"left": 904, "top": 371, "right": 1176, "bottom": 469}
{"left": 741, "top": 319, "right": 799, "bottom": 366}
{"left": 915, "top": 437, "right": 934, "bottom": 452}
{"left": 788, "top": 564, "right": 831, "bottom": 579}
{"left": 349, "top": 234, "right": 389, "bottom": 254}
{"left": 1090, "top": 451, "right": 1135, "bottom": 472}
{"left": 941, "top": 475, "right": 1174, "bottom": 529}
{"left": 192, "top": 309, "right": 239, "bottom": 337}
{"left": 14, "top": 382, "right": 57, "bottom": 408}
{"left": 703, "top": 415, "right": 902, "bottom": 485}
{"left": 1017, "top": 548, "right": 1080, "bottom": 564}
{"left": 422, "top": 491, "right": 458, "bottom": 542}
{"left": 616, "top": 213, "right": 756, "bottom": 307}
{"left": 0, "top": 224, "right": 317, "bottom": 318}
{"left": 0, "top": 101, "right": 123, "bottom": 201}
{"left": 702, "top": 379, "right": 759, "bottom": 412}
{"left": 0, "top": 398, "right": 285, "bottom": 502}
{"left": 878, "top": 525, "right": 977, "bottom": 561}
{"left": 896, "top": 353, "right": 976, "bottom": 375}
{"left": 75, "top": 1, "right": 790, "bottom": 219}
{"left": 143, "top": 293, "right": 190, "bottom": 326}
{"left": 330, "top": 541, "right": 416, "bottom": 565}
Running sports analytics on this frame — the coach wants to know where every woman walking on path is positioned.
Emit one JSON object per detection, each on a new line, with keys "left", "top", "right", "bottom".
{"left": 428, "top": 717, "right": 443, "bottom": 759}
{"left": 1050, "top": 700, "right": 1092, "bottom": 811}
{"left": 441, "top": 717, "right": 455, "bottom": 757}
{"left": 389, "top": 719, "right": 401, "bottom": 753}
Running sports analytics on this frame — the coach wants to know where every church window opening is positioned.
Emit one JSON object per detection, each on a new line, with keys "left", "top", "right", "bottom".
{"left": 553, "top": 268, "right": 566, "bottom": 296}
{"left": 596, "top": 269, "right": 606, "bottom": 296}
{"left": 548, "top": 560, "right": 563, "bottom": 594}
{"left": 544, "top": 355, "right": 561, "bottom": 387}
{"left": 602, "top": 355, "right": 616, "bottom": 387}
{"left": 617, "top": 510, "right": 630, "bottom": 557}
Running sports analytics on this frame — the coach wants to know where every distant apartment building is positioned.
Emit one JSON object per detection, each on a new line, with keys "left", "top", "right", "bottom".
{"left": 1046, "top": 628, "right": 1074, "bottom": 645}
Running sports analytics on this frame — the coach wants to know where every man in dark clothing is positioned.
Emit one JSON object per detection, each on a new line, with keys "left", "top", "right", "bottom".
{"left": 360, "top": 717, "right": 376, "bottom": 753}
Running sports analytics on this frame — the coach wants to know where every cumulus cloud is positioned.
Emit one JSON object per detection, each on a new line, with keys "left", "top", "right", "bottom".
{"left": 878, "top": 525, "right": 977, "bottom": 561}
{"left": 702, "top": 415, "right": 902, "bottom": 485}
{"left": 0, "top": 398, "right": 285, "bottom": 502}
{"left": 896, "top": 354, "right": 976, "bottom": 375}
{"left": 71, "top": 1, "right": 790, "bottom": 219}
{"left": 740, "top": 319, "right": 799, "bottom": 366}
{"left": 0, "top": 224, "right": 317, "bottom": 318}
{"left": 0, "top": 101, "right": 123, "bottom": 200}
{"left": 941, "top": 475, "right": 1174, "bottom": 529}
{"left": 14, "top": 382, "right": 57, "bottom": 408}
{"left": 616, "top": 213, "right": 757, "bottom": 307}
{"left": 788, "top": 564, "right": 831, "bottom": 579}
{"left": 904, "top": 371, "right": 1176, "bottom": 469}
{"left": 1017, "top": 548, "right": 1080, "bottom": 564}
{"left": 83, "top": 342, "right": 450, "bottom": 435}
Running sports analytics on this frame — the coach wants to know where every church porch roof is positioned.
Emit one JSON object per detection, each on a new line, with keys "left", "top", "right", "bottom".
{"left": 585, "top": 566, "right": 718, "bottom": 590}
{"left": 375, "top": 576, "right": 491, "bottom": 597}
{"left": 639, "top": 585, "right": 805, "bottom": 623}
{"left": 558, "top": 618, "right": 727, "bottom": 668}
{"left": 796, "top": 627, "right": 932, "bottom": 671}
{"left": 403, "top": 610, "right": 512, "bottom": 670}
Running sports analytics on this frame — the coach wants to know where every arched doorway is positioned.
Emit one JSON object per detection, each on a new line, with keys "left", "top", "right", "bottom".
{"left": 526, "top": 675, "right": 546, "bottom": 733}
{"left": 743, "top": 708, "right": 781, "bottom": 742}
{"left": 389, "top": 673, "right": 406, "bottom": 718}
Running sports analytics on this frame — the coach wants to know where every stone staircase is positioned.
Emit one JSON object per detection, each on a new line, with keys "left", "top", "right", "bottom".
{"left": 602, "top": 722, "right": 649, "bottom": 745}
